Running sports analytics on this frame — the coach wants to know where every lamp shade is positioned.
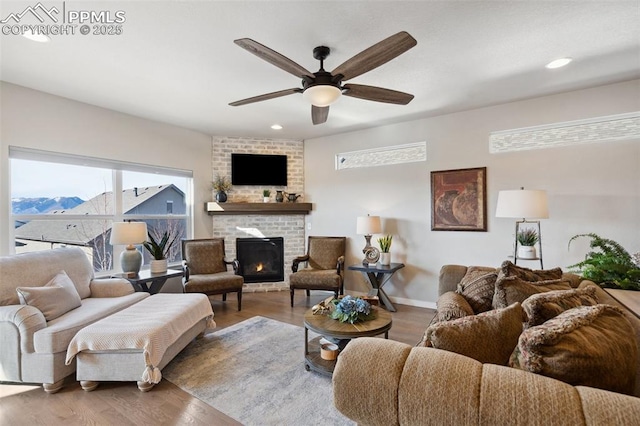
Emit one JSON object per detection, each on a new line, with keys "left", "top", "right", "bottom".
{"left": 356, "top": 215, "right": 382, "bottom": 235}
{"left": 110, "top": 222, "right": 147, "bottom": 245}
{"left": 496, "top": 189, "right": 549, "bottom": 219}
{"left": 302, "top": 85, "right": 342, "bottom": 107}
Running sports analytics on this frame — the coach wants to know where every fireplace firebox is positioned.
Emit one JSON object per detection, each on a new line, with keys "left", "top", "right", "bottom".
{"left": 236, "top": 237, "right": 284, "bottom": 283}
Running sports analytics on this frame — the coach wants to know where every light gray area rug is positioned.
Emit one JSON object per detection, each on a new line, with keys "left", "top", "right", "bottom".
{"left": 163, "top": 316, "right": 355, "bottom": 426}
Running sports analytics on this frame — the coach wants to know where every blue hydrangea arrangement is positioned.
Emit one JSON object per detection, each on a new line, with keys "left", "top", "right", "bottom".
{"left": 330, "top": 295, "right": 375, "bottom": 324}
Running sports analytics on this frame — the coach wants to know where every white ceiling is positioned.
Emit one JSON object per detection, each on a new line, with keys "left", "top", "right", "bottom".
{"left": 1, "top": 1, "right": 639, "bottom": 140}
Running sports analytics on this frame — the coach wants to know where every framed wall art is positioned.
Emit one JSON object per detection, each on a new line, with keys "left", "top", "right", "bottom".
{"left": 430, "top": 167, "right": 487, "bottom": 231}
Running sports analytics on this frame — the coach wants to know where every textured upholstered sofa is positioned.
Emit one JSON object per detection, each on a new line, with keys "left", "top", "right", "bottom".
{"left": 425, "top": 263, "right": 640, "bottom": 397}
{"left": 0, "top": 248, "right": 149, "bottom": 393}
{"left": 333, "top": 338, "right": 640, "bottom": 426}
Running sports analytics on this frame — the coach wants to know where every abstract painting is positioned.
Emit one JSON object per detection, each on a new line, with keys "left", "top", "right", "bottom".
{"left": 431, "top": 167, "right": 487, "bottom": 231}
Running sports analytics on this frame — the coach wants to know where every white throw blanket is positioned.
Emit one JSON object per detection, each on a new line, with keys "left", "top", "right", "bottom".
{"left": 66, "top": 294, "right": 216, "bottom": 383}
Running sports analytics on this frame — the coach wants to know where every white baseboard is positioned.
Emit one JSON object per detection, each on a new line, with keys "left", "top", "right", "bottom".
{"left": 350, "top": 290, "right": 437, "bottom": 310}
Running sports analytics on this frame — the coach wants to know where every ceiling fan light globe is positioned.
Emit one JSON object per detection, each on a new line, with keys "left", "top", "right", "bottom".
{"left": 303, "top": 85, "right": 342, "bottom": 107}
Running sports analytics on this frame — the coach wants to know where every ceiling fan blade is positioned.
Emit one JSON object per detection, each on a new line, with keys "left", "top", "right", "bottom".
{"left": 234, "top": 38, "right": 314, "bottom": 79}
{"left": 229, "top": 88, "right": 302, "bottom": 107}
{"left": 312, "top": 105, "right": 329, "bottom": 125}
{"left": 332, "top": 31, "right": 417, "bottom": 81}
{"left": 343, "top": 84, "right": 414, "bottom": 105}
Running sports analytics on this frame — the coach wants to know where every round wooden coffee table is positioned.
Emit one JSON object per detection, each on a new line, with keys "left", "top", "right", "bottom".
{"left": 303, "top": 306, "right": 392, "bottom": 376}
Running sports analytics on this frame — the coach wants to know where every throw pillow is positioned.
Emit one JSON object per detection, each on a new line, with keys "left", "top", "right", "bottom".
{"left": 493, "top": 276, "right": 572, "bottom": 309}
{"left": 436, "top": 291, "right": 475, "bottom": 322}
{"left": 521, "top": 285, "right": 599, "bottom": 328}
{"left": 456, "top": 266, "right": 498, "bottom": 313}
{"left": 498, "top": 260, "right": 563, "bottom": 282}
{"left": 561, "top": 273, "right": 583, "bottom": 289}
{"left": 424, "top": 302, "right": 525, "bottom": 365}
{"left": 16, "top": 270, "right": 82, "bottom": 321}
{"left": 510, "top": 304, "right": 638, "bottom": 395}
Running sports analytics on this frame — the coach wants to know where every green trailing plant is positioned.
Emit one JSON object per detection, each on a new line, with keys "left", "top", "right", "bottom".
{"left": 378, "top": 235, "right": 393, "bottom": 253}
{"left": 517, "top": 228, "right": 539, "bottom": 246}
{"left": 143, "top": 230, "right": 179, "bottom": 260}
{"left": 263, "top": 189, "right": 271, "bottom": 197}
{"left": 568, "top": 233, "right": 640, "bottom": 291}
{"left": 212, "top": 175, "right": 232, "bottom": 193}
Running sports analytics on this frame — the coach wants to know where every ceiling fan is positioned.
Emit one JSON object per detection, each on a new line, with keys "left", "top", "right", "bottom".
{"left": 229, "top": 31, "right": 417, "bottom": 125}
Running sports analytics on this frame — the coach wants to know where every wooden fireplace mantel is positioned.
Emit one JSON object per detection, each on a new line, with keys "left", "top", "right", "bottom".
{"left": 205, "top": 202, "right": 312, "bottom": 215}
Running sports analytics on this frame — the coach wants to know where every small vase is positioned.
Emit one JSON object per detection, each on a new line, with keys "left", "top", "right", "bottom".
{"left": 518, "top": 246, "right": 537, "bottom": 259}
{"left": 379, "top": 252, "right": 391, "bottom": 266}
{"left": 150, "top": 259, "right": 168, "bottom": 274}
{"left": 216, "top": 191, "right": 227, "bottom": 203}
{"left": 275, "top": 190, "right": 284, "bottom": 203}
{"left": 263, "top": 196, "right": 269, "bottom": 203}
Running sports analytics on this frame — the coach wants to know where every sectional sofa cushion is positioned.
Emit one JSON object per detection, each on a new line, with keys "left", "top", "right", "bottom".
{"left": 521, "top": 285, "right": 599, "bottom": 328}
{"left": 33, "top": 292, "right": 149, "bottom": 354}
{"left": 493, "top": 276, "right": 573, "bottom": 309}
{"left": 456, "top": 266, "right": 498, "bottom": 313}
{"left": 16, "top": 271, "right": 82, "bottom": 321}
{"left": 1, "top": 248, "right": 94, "bottom": 306}
{"left": 435, "top": 291, "right": 474, "bottom": 323}
{"left": 424, "top": 302, "right": 524, "bottom": 365}
{"left": 498, "top": 261, "right": 563, "bottom": 282}
{"left": 510, "top": 304, "right": 638, "bottom": 395}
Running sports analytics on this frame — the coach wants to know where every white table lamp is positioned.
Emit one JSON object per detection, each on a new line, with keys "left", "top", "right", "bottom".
{"left": 496, "top": 188, "right": 548, "bottom": 268}
{"left": 110, "top": 222, "right": 147, "bottom": 274}
{"left": 356, "top": 215, "right": 382, "bottom": 253}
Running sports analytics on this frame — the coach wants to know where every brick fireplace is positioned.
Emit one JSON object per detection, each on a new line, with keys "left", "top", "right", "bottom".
{"left": 211, "top": 136, "right": 306, "bottom": 292}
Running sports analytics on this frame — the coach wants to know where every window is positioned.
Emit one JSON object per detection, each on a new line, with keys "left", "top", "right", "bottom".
{"left": 10, "top": 147, "right": 193, "bottom": 273}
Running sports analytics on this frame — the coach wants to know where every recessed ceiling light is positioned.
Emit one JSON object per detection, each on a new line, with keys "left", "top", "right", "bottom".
{"left": 271, "top": 124, "right": 283, "bottom": 130}
{"left": 545, "top": 57, "right": 572, "bottom": 69}
{"left": 22, "top": 29, "right": 50, "bottom": 43}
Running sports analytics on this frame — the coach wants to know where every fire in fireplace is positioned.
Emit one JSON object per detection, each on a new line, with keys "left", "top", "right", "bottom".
{"left": 236, "top": 237, "right": 284, "bottom": 283}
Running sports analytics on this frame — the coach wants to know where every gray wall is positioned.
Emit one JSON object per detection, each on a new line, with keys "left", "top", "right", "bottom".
{"left": 304, "top": 80, "right": 640, "bottom": 308}
{"left": 0, "top": 82, "right": 213, "bottom": 256}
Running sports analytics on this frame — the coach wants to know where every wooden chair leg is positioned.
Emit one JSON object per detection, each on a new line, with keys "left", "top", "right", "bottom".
{"left": 222, "top": 293, "right": 227, "bottom": 302}
{"left": 237, "top": 290, "right": 242, "bottom": 311}
{"left": 306, "top": 289, "right": 310, "bottom": 297}
{"left": 290, "top": 289, "right": 295, "bottom": 307}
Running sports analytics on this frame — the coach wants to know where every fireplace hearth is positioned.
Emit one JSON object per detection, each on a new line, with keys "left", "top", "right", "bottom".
{"left": 236, "top": 237, "right": 285, "bottom": 283}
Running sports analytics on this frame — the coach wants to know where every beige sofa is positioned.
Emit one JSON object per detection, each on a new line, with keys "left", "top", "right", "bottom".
{"left": 0, "top": 247, "right": 149, "bottom": 393}
{"left": 435, "top": 264, "right": 640, "bottom": 397}
{"left": 333, "top": 338, "right": 640, "bottom": 426}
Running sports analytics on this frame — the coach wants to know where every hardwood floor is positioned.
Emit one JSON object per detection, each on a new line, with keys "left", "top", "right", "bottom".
{"left": 0, "top": 291, "right": 434, "bottom": 426}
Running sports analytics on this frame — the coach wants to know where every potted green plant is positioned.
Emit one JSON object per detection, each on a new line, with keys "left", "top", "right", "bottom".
{"left": 378, "top": 235, "right": 393, "bottom": 265}
{"left": 263, "top": 189, "right": 271, "bottom": 203}
{"left": 568, "top": 233, "right": 640, "bottom": 291}
{"left": 143, "top": 230, "right": 179, "bottom": 273}
{"left": 212, "top": 175, "right": 232, "bottom": 203}
{"left": 516, "top": 228, "right": 538, "bottom": 259}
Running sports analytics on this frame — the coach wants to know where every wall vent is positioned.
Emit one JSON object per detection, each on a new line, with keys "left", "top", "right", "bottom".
{"left": 489, "top": 112, "right": 640, "bottom": 153}
{"left": 336, "top": 141, "right": 426, "bottom": 170}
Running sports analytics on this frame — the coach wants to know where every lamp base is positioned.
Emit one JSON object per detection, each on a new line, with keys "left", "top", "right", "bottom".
{"left": 120, "top": 246, "right": 142, "bottom": 275}
{"left": 362, "top": 234, "right": 374, "bottom": 254}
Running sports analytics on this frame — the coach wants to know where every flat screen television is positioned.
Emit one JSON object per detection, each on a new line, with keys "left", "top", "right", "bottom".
{"left": 231, "top": 153, "right": 288, "bottom": 186}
